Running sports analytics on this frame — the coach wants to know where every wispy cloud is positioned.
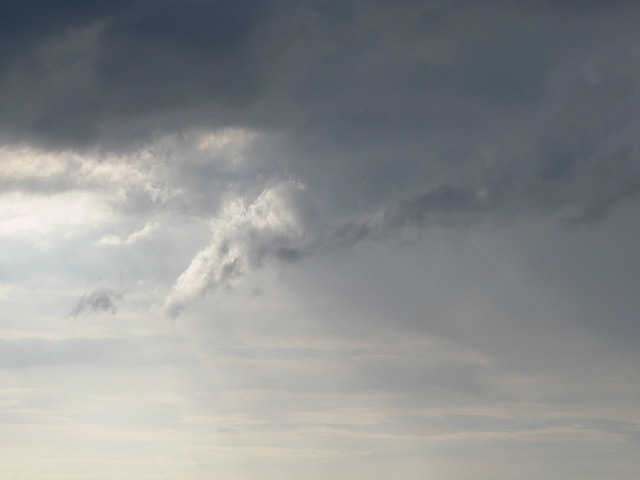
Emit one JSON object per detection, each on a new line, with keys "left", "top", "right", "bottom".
{"left": 96, "top": 221, "right": 161, "bottom": 246}
{"left": 165, "top": 179, "right": 316, "bottom": 317}
{"left": 70, "top": 286, "right": 123, "bottom": 317}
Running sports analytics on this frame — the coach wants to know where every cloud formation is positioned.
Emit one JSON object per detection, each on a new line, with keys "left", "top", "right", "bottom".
{"left": 3, "top": 1, "right": 640, "bottom": 228}
{"left": 1, "top": 0, "right": 639, "bottom": 394}
{"left": 165, "top": 179, "right": 317, "bottom": 317}
{"left": 165, "top": 178, "right": 498, "bottom": 316}
{"left": 97, "top": 221, "right": 161, "bottom": 246}
{"left": 3, "top": 3, "right": 640, "bottom": 479}
{"left": 70, "top": 286, "right": 123, "bottom": 316}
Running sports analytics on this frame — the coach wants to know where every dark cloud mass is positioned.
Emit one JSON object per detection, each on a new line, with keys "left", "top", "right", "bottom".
{"left": 2, "top": 2, "right": 638, "bottom": 214}
{"left": 2, "top": 1, "right": 639, "bottom": 318}
{"left": 0, "top": 0, "right": 272, "bottom": 145}
{"left": 0, "top": 2, "right": 637, "bottom": 290}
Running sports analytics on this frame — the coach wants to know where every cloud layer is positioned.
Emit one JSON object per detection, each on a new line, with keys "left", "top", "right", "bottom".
{"left": 2, "top": 3, "right": 640, "bottom": 479}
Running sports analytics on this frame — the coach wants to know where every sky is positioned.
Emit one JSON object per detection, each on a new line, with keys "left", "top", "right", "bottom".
{"left": 1, "top": 1, "right": 640, "bottom": 479}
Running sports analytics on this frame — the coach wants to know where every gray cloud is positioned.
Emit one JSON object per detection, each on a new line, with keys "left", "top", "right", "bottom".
{"left": 3, "top": 1, "right": 640, "bottom": 321}
{"left": 0, "top": 0, "right": 271, "bottom": 146}
{"left": 3, "top": 4, "right": 640, "bottom": 478}
{"left": 70, "top": 286, "right": 123, "bottom": 316}
{"left": 165, "top": 179, "right": 490, "bottom": 316}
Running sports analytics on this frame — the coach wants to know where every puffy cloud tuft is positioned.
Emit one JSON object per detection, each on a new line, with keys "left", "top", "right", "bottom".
{"left": 165, "top": 180, "right": 316, "bottom": 317}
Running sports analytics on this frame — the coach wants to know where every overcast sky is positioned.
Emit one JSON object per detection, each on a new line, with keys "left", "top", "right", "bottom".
{"left": 1, "top": 1, "right": 640, "bottom": 479}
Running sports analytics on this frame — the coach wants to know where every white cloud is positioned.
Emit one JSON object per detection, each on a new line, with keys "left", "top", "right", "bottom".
{"left": 165, "top": 179, "right": 314, "bottom": 317}
{"left": 196, "top": 128, "right": 262, "bottom": 170}
{"left": 96, "top": 221, "right": 161, "bottom": 246}
{"left": 95, "top": 234, "right": 123, "bottom": 246}
{"left": 125, "top": 221, "right": 160, "bottom": 244}
{"left": 0, "top": 145, "right": 77, "bottom": 180}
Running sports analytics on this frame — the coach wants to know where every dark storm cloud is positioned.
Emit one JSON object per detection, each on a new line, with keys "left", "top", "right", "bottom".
{"left": 0, "top": 1, "right": 127, "bottom": 73}
{"left": 0, "top": 0, "right": 271, "bottom": 146}
{"left": 1, "top": 0, "right": 635, "bottom": 150}
{"left": 93, "top": 1, "right": 269, "bottom": 123}
{"left": 4, "top": 1, "right": 640, "bottom": 315}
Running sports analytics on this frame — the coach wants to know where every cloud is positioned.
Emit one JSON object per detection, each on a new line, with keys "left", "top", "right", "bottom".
{"left": 164, "top": 180, "right": 494, "bottom": 316}
{"left": 3, "top": 4, "right": 640, "bottom": 479}
{"left": 70, "top": 286, "right": 123, "bottom": 316}
{"left": 2, "top": 1, "right": 639, "bottom": 222}
{"left": 125, "top": 221, "right": 160, "bottom": 244}
{"left": 0, "top": 0, "right": 271, "bottom": 146}
{"left": 165, "top": 179, "right": 317, "bottom": 317}
{"left": 3, "top": 1, "right": 640, "bottom": 321}
{"left": 0, "top": 0, "right": 631, "bottom": 148}
{"left": 163, "top": 167, "right": 638, "bottom": 317}
{"left": 97, "top": 221, "right": 161, "bottom": 246}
